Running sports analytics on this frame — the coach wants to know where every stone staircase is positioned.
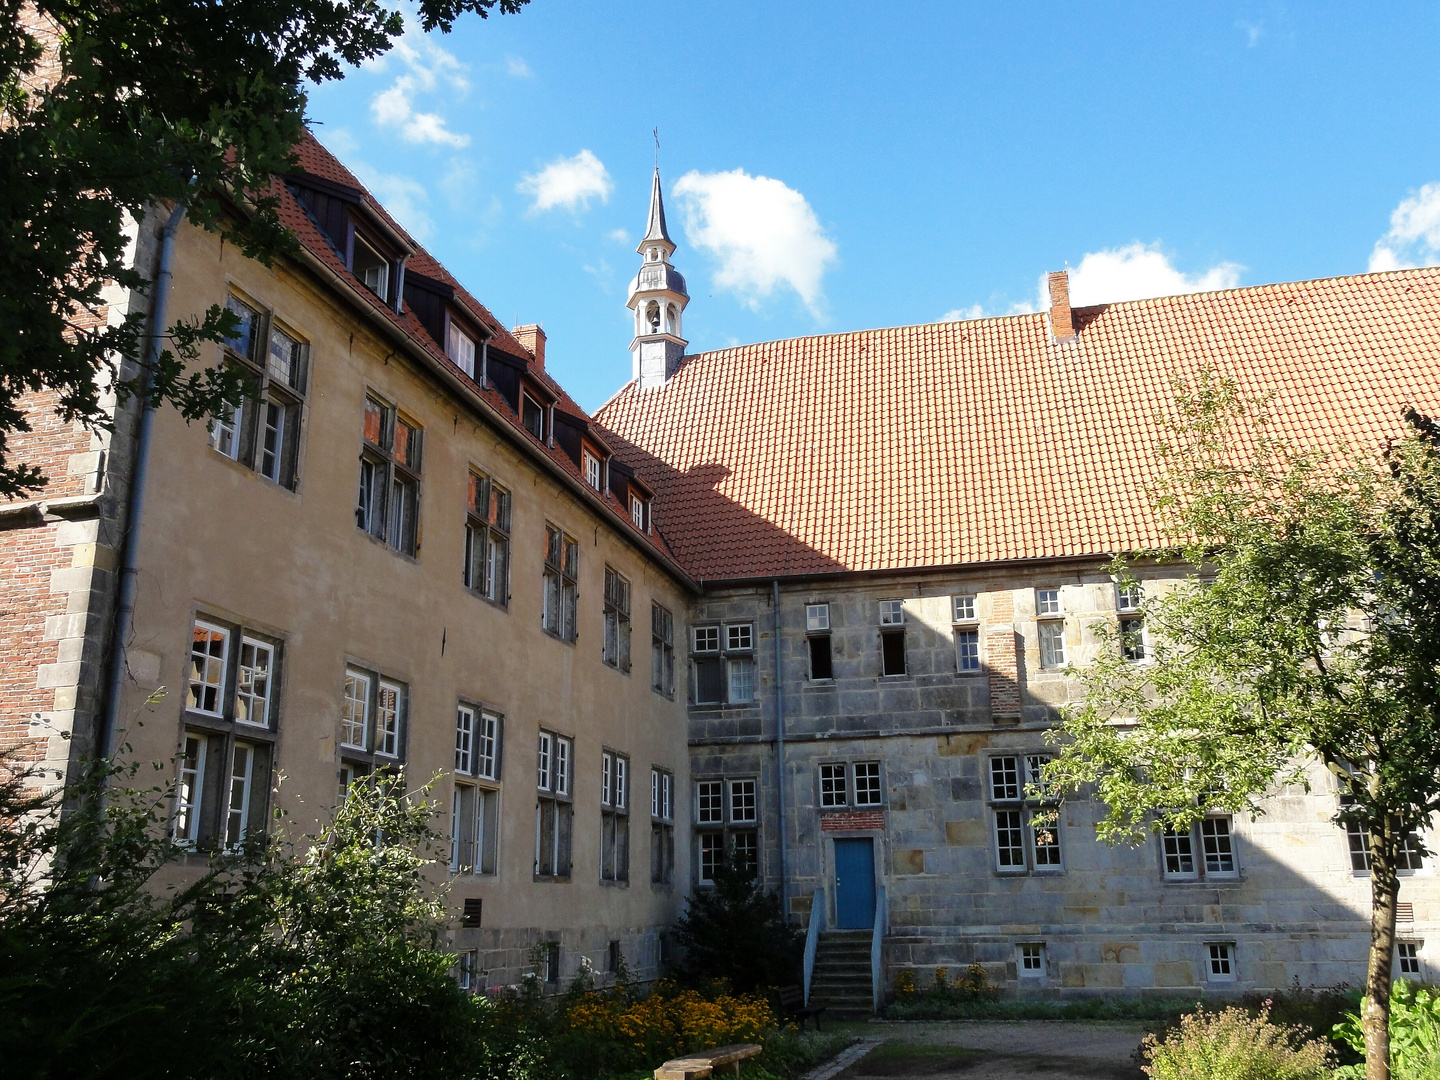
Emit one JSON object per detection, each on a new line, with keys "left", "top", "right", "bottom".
{"left": 808, "top": 929, "right": 875, "bottom": 1019}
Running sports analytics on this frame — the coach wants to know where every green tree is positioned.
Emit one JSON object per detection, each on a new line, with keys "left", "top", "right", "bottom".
{"left": 0, "top": 0, "right": 528, "bottom": 497}
{"left": 672, "top": 852, "right": 802, "bottom": 994}
{"left": 1043, "top": 372, "right": 1440, "bottom": 1080}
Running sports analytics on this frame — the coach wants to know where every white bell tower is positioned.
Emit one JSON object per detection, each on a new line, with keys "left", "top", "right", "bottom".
{"left": 627, "top": 167, "right": 689, "bottom": 388}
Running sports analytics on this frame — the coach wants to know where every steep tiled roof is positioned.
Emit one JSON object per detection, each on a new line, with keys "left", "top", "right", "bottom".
{"left": 595, "top": 270, "right": 1440, "bottom": 580}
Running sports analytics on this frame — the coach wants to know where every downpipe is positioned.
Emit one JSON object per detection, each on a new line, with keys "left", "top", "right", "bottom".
{"left": 774, "top": 579, "right": 788, "bottom": 919}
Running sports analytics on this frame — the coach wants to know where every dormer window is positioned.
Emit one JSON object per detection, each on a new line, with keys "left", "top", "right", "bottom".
{"left": 447, "top": 321, "right": 476, "bottom": 379}
{"left": 630, "top": 495, "right": 646, "bottom": 531}
{"left": 583, "top": 451, "right": 602, "bottom": 491}
{"left": 522, "top": 394, "right": 544, "bottom": 440}
{"left": 352, "top": 235, "right": 389, "bottom": 302}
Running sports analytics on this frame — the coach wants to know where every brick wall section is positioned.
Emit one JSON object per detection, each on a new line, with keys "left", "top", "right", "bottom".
{"left": 0, "top": 522, "right": 74, "bottom": 763}
{"left": 985, "top": 589, "right": 1020, "bottom": 721}
{"left": 2, "top": 391, "right": 99, "bottom": 503}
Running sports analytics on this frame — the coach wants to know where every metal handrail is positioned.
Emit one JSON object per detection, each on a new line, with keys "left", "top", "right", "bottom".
{"left": 871, "top": 885, "right": 887, "bottom": 1014}
{"left": 802, "top": 887, "right": 824, "bottom": 1005}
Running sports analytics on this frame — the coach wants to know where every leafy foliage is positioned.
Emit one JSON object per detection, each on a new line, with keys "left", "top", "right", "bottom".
{"left": 1140, "top": 1005, "right": 1336, "bottom": 1080}
{"left": 0, "top": 0, "right": 528, "bottom": 496}
{"left": 671, "top": 852, "right": 802, "bottom": 994}
{"left": 1335, "top": 982, "right": 1440, "bottom": 1080}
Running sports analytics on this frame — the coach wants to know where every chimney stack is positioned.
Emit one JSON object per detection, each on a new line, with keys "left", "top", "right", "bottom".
{"left": 1047, "top": 271, "right": 1076, "bottom": 341}
{"left": 513, "top": 324, "right": 546, "bottom": 370}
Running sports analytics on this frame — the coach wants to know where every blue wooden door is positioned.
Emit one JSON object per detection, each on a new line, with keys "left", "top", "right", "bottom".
{"left": 834, "top": 838, "right": 876, "bottom": 929}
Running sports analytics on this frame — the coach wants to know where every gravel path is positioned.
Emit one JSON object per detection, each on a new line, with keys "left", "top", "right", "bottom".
{"left": 832, "top": 1021, "right": 1151, "bottom": 1080}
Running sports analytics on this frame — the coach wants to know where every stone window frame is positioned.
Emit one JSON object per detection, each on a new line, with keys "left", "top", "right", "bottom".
{"left": 1159, "top": 814, "right": 1241, "bottom": 883}
{"left": 694, "top": 776, "right": 759, "bottom": 883}
{"left": 1016, "top": 942, "right": 1047, "bottom": 979}
{"left": 451, "top": 702, "right": 502, "bottom": 876}
{"left": 951, "top": 593, "right": 981, "bottom": 674}
{"left": 878, "top": 599, "right": 907, "bottom": 677}
{"left": 1397, "top": 941, "right": 1424, "bottom": 978}
{"left": 1205, "top": 941, "right": 1237, "bottom": 982}
{"left": 806, "top": 602, "right": 834, "bottom": 682}
{"left": 816, "top": 759, "right": 885, "bottom": 809}
{"left": 689, "top": 621, "right": 757, "bottom": 707}
{"left": 818, "top": 760, "right": 848, "bottom": 808}
{"left": 986, "top": 752, "right": 1064, "bottom": 876}
{"left": 1035, "top": 588, "right": 1066, "bottom": 670}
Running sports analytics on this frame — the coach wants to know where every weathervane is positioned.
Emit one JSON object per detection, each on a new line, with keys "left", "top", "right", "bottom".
{"left": 653, "top": 126, "right": 660, "bottom": 170}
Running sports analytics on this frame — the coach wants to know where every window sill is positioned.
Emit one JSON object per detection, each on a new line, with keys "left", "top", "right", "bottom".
{"left": 602, "top": 663, "right": 632, "bottom": 677}
{"left": 599, "top": 878, "right": 630, "bottom": 888}
{"left": 356, "top": 527, "right": 419, "bottom": 563}
{"left": 541, "top": 630, "right": 577, "bottom": 647}
{"left": 650, "top": 688, "right": 677, "bottom": 700}
{"left": 465, "top": 589, "right": 509, "bottom": 612}
{"left": 533, "top": 875, "right": 572, "bottom": 884}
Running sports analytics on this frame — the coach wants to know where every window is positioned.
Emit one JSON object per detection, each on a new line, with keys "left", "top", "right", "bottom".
{"left": 542, "top": 526, "right": 579, "bottom": 642}
{"left": 603, "top": 568, "right": 632, "bottom": 673}
{"left": 854, "top": 762, "right": 883, "bottom": 807}
{"left": 210, "top": 293, "right": 308, "bottom": 490}
{"left": 651, "top": 604, "right": 675, "bottom": 698}
{"left": 1036, "top": 588, "right": 1065, "bottom": 669}
{"left": 535, "top": 731, "right": 573, "bottom": 878}
{"left": 601, "top": 750, "right": 630, "bottom": 883}
{"left": 453, "top": 702, "right": 503, "bottom": 873}
{"left": 447, "top": 321, "right": 476, "bottom": 378}
{"left": 952, "top": 594, "right": 977, "bottom": 622}
{"left": 1339, "top": 792, "right": 1426, "bottom": 872}
{"left": 807, "top": 603, "right": 833, "bottom": 680}
{"left": 1206, "top": 943, "right": 1236, "bottom": 982}
{"left": 1398, "top": 942, "right": 1422, "bottom": 977}
{"left": 455, "top": 706, "right": 501, "bottom": 781}
{"left": 351, "top": 233, "right": 390, "bottom": 301}
{"left": 1018, "top": 943, "right": 1046, "bottom": 978}
{"left": 607, "top": 940, "right": 621, "bottom": 974}
{"left": 541, "top": 942, "right": 560, "bottom": 986}
{"left": 879, "top": 600, "right": 906, "bottom": 676}
{"left": 988, "top": 755, "right": 1062, "bottom": 874}
{"left": 1162, "top": 816, "right": 1238, "bottom": 880}
{"left": 819, "top": 763, "right": 847, "bottom": 808}
{"left": 464, "top": 471, "right": 511, "bottom": 605}
{"left": 584, "top": 451, "right": 602, "bottom": 491}
{"left": 651, "top": 768, "right": 674, "bottom": 885}
{"left": 356, "top": 395, "right": 422, "bottom": 556}
{"left": 630, "top": 495, "right": 646, "bottom": 531}
{"left": 1116, "top": 582, "right": 1143, "bottom": 613}
{"left": 175, "top": 617, "right": 280, "bottom": 849}
{"left": 695, "top": 777, "right": 759, "bottom": 882}
{"left": 338, "top": 667, "right": 407, "bottom": 784}
{"left": 522, "top": 394, "right": 545, "bottom": 441}
{"left": 456, "top": 949, "right": 480, "bottom": 992}
{"left": 1036, "top": 588, "right": 1062, "bottom": 616}
{"left": 690, "top": 622, "right": 756, "bottom": 705}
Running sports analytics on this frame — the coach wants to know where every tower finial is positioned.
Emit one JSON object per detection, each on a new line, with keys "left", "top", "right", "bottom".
{"left": 653, "top": 126, "right": 659, "bottom": 171}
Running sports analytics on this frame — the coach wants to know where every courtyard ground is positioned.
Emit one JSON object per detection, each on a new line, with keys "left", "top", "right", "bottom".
{"left": 810, "top": 1021, "right": 1150, "bottom": 1080}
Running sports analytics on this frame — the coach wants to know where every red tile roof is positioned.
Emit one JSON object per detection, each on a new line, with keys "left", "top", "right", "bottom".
{"left": 595, "top": 270, "right": 1440, "bottom": 580}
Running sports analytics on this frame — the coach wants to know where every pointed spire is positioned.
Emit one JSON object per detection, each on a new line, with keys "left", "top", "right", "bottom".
{"left": 639, "top": 167, "right": 673, "bottom": 249}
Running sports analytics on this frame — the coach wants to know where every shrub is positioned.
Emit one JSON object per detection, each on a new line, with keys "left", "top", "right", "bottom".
{"left": 1140, "top": 1004, "right": 1335, "bottom": 1080}
{"left": 672, "top": 852, "right": 802, "bottom": 993}
{"left": 1333, "top": 980, "right": 1440, "bottom": 1080}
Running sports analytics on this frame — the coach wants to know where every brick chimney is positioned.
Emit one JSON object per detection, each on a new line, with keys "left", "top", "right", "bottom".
{"left": 1048, "top": 271, "right": 1076, "bottom": 341}
{"left": 513, "top": 324, "right": 546, "bottom": 370}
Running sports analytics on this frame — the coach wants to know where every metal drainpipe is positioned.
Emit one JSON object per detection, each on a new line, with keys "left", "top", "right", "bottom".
{"left": 480, "top": 340, "right": 489, "bottom": 388}
{"left": 99, "top": 200, "right": 188, "bottom": 758}
{"left": 773, "top": 579, "right": 788, "bottom": 920}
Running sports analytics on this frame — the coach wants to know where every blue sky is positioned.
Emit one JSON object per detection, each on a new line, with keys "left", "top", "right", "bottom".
{"left": 307, "top": 2, "right": 1440, "bottom": 412}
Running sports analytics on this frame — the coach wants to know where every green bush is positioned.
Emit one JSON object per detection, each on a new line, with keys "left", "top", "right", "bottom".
{"left": 1333, "top": 980, "right": 1440, "bottom": 1080}
{"left": 672, "top": 852, "right": 802, "bottom": 993}
{"left": 1140, "top": 1005, "right": 1335, "bottom": 1080}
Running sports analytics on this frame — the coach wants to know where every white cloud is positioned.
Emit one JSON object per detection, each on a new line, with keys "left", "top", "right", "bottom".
{"left": 1236, "top": 19, "right": 1263, "bottom": 47}
{"left": 672, "top": 168, "right": 837, "bottom": 315}
{"left": 351, "top": 164, "right": 435, "bottom": 242}
{"left": 939, "top": 304, "right": 986, "bottom": 322}
{"left": 369, "top": 26, "right": 470, "bottom": 147}
{"left": 1368, "top": 182, "right": 1440, "bottom": 272}
{"left": 518, "top": 150, "right": 613, "bottom": 213}
{"left": 608, "top": 227, "right": 631, "bottom": 244}
{"left": 1062, "top": 242, "right": 1242, "bottom": 306}
{"left": 506, "top": 55, "right": 532, "bottom": 77}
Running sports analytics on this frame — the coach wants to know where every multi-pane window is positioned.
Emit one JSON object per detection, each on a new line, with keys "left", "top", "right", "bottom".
{"left": 452, "top": 705, "right": 501, "bottom": 876}
{"left": 630, "top": 495, "right": 646, "bottom": 531}
{"left": 338, "top": 667, "right": 406, "bottom": 792}
{"left": 818, "top": 760, "right": 883, "bottom": 810}
{"left": 651, "top": 768, "right": 674, "bottom": 885}
{"left": 950, "top": 593, "right": 980, "bottom": 673}
{"left": 1162, "top": 816, "right": 1239, "bottom": 880}
{"left": 806, "top": 603, "right": 834, "bottom": 680}
{"left": 603, "top": 568, "right": 632, "bottom": 673}
{"left": 211, "top": 293, "right": 308, "bottom": 490}
{"left": 456, "top": 949, "right": 480, "bottom": 992}
{"left": 1206, "top": 943, "right": 1236, "bottom": 982}
{"left": 953, "top": 594, "right": 977, "bottom": 622}
{"left": 854, "top": 762, "right": 883, "bottom": 806}
{"left": 1339, "top": 793, "right": 1426, "bottom": 873}
{"left": 447, "top": 321, "right": 476, "bottom": 378}
{"left": 464, "top": 470, "right": 511, "bottom": 605}
{"left": 691, "top": 622, "right": 757, "bottom": 705}
{"left": 522, "top": 395, "right": 545, "bottom": 441}
{"left": 1398, "top": 942, "right": 1422, "bottom": 977}
{"left": 584, "top": 451, "right": 602, "bottom": 491}
{"left": 1117, "top": 581, "right": 1146, "bottom": 662}
{"left": 651, "top": 603, "right": 676, "bottom": 698}
{"left": 351, "top": 233, "right": 390, "bottom": 300}
{"left": 601, "top": 750, "right": 630, "bottom": 883}
{"left": 1018, "top": 943, "right": 1046, "bottom": 978}
{"left": 695, "top": 777, "right": 759, "bottom": 882}
{"left": 356, "top": 395, "right": 422, "bottom": 556}
{"left": 542, "top": 526, "right": 579, "bottom": 642}
{"left": 1036, "top": 589, "right": 1065, "bottom": 669}
{"left": 879, "top": 600, "right": 906, "bottom": 676}
{"left": 535, "top": 731, "right": 573, "bottom": 878}
{"left": 819, "top": 762, "right": 848, "bottom": 808}
{"left": 175, "top": 617, "right": 280, "bottom": 849}
{"left": 989, "top": 755, "right": 1062, "bottom": 873}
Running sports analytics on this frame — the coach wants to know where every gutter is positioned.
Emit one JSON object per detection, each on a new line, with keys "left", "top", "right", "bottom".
{"left": 773, "top": 579, "right": 789, "bottom": 920}
{"left": 0, "top": 493, "right": 105, "bottom": 527}
{"left": 99, "top": 200, "right": 188, "bottom": 758}
{"left": 290, "top": 245, "right": 700, "bottom": 594}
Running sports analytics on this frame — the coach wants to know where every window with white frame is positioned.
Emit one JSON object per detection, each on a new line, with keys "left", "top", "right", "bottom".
{"left": 1117, "top": 581, "right": 1146, "bottom": 662}
{"left": 1035, "top": 588, "right": 1065, "bottom": 669}
{"left": 356, "top": 394, "right": 422, "bottom": 556}
{"left": 630, "top": 494, "right": 646, "bottom": 531}
{"left": 695, "top": 778, "right": 759, "bottom": 882}
{"left": 988, "top": 754, "right": 1062, "bottom": 874}
{"left": 1206, "top": 942, "right": 1236, "bottom": 982}
{"left": 447, "top": 321, "right": 476, "bottom": 378}
{"left": 350, "top": 233, "right": 391, "bottom": 300}
{"left": 542, "top": 526, "right": 579, "bottom": 642}
{"left": 1398, "top": 942, "right": 1422, "bottom": 977}
{"left": 651, "top": 603, "right": 676, "bottom": 698}
{"left": 451, "top": 705, "right": 501, "bottom": 875}
{"left": 951, "top": 593, "right": 981, "bottom": 672}
{"left": 584, "top": 451, "right": 602, "bottom": 491}
{"left": 175, "top": 617, "right": 281, "bottom": 849}
{"left": 456, "top": 949, "right": 480, "bottom": 992}
{"left": 535, "top": 731, "right": 573, "bottom": 878}
{"left": 603, "top": 568, "right": 632, "bottom": 673}
{"left": 690, "top": 622, "right": 757, "bottom": 705}
{"left": 819, "top": 762, "right": 848, "bottom": 808}
{"left": 854, "top": 761, "right": 883, "bottom": 806}
{"left": 651, "top": 768, "right": 674, "bottom": 885}
{"left": 601, "top": 750, "right": 630, "bottom": 883}
{"left": 522, "top": 394, "right": 545, "bottom": 441}
{"left": 807, "top": 603, "right": 834, "bottom": 680}
{"left": 1339, "top": 790, "right": 1426, "bottom": 873}
{"left": 879, "top": 599, "right": 907, "bottom": 676}
{"left": 1161, "top": 816, "right": 1239, "bottom": 880}
{"left": 1017, "top": 942, "right": 1046, "bottom": 978}
{"left": 211, "top": 293, "right": 309, "bottom": 490}
{"left": 337, "top": 667, "right": 406, "bottom": 795}
{"left": 464, "top": 470, "right": 511, "bottom": 605}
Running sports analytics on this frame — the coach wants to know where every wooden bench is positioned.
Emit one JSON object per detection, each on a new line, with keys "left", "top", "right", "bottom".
{"left": 778, "top": 984, "right": 826, "bottom": 1031}
{"left": 653, "top": 1042, "right": 762, "bottom": 1080}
